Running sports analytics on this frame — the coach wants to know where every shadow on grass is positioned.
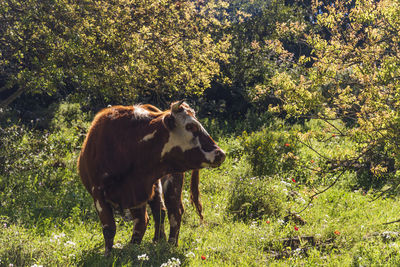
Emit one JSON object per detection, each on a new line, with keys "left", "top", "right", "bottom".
{"left": 77, "top": 240, "right": 188, "bottom": 267}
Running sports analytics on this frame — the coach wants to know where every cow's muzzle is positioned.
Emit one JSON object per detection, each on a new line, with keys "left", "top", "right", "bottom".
{"left": 211, "top": 149, "right": 226, "bottom": 167}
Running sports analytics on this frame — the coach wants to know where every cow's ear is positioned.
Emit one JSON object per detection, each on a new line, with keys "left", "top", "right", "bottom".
{"left": 163, "top": 114, "right": 176, "bottom": 130}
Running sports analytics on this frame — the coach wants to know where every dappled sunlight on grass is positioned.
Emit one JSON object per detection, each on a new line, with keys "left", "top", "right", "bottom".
{"left": 2, "top": 112, "right": 400, "bottom": 266}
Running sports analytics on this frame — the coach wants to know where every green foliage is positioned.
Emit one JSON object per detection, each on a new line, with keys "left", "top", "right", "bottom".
{"left": 240, "top": 122, "right": 298, "bottom": 177}
{"left": 227, "top": 176, "right": 287, "bottom": 222}
{"left": 217, "top": 0, "right": 309, "bottom": 111}
{"left": 268, "top": 0, "right": 400, "bottom": 191}
{"left": 0, "top": 103, "right": 93, "bottom": 226}
{"left": 199, "top": 109, "right": 274, "bottom": 140}
{"left": 50, "top": 102, "right": 90, "bottom": 130}
{"left": 0, "top": 0, "right": 230, "bottom": 107}
{"left": 2, "top": 106, "right": 400, "bottom": 265}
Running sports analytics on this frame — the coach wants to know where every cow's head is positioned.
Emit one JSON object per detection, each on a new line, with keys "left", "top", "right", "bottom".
{"left": 161, "top": 100, "right": 225, "bottom": 171}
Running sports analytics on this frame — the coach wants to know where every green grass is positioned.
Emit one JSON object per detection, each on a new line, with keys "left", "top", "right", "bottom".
{"left": 2, "top": 112, "right": 400, "bottom": 266}
{"left": 3, "top": 181, "right": 400, "bottom": 266}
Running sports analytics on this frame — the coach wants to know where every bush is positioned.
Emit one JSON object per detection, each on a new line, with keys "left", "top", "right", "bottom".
{"left": 240, "top": 122, "right": 299, "bottom": 177}
{"left": 227, "top": 176, "right": 287, "bottom": 222}
{"left": 50, "top": 102, "right": 91, "bottom": 131}
{"left": 199, "top": 110, "right": 274, "bottom": 140}
{"left": 0, "top": 103, "right": 93, "bottom": 226}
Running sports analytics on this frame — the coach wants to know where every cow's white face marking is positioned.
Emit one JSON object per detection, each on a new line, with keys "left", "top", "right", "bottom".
{"left": 95, "top": 200, "right": 103, "bottom": 213}
{"left": 133, "top": 105, "right": 150, "bottom": 119}
{"left": 169, "top": 214, "right": 178, "bottom": 228}
{"left": 141, "top": 130, "right": 157, "bottom": 142}
{"left": 161, "top": 109, "right": 205, "bottom": 158}
{"left": 161, "top": 132, "right": 199, "bottom": 158}
{"left": 202, "top": 149, "right": 217, "bottom": 162}
{"left": 161, "top": 103, "right": 224, "bottom": 167}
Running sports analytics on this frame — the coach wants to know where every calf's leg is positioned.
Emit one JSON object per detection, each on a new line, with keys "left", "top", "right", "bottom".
{"left": 149, "top": 180, "right": 167, "bottom": 242}
{"left": 163, "top": 173, "right": 185, "bottom": 245}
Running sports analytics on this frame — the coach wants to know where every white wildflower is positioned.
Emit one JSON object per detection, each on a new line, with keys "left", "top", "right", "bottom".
{"left": 160, "top": 257, "right": 181, "bottom": 267}
{"left": 138, "top": 254, "right": 149, "bottom": 261}
{"left": 55, "top": 233, "right": 66, "bottom": 239}
{"left": 50, "top": 232, "right": 66, "bottom": 242}
{"left": 65, "top": 241, "right": 76, "bottom": 246}
{"left": 296, "top": 197, "right": 306, "bottom": 204}
{"left": 277, "top": 219, "right": 285, "bottom": 225}
{"left": 185, "top": 251, "right": 195, "bottom": 258}
{"left": 294, "top": 248, "right": 302, "bottom": 255}
{"left": 250, "top": 221, "right": 258, "bottom": 229}
{"left": 30, "top": 265, "right": 43, "bottom": 267}
{"left": 113, "top": 243, "right": 123, "bottom": 249}
{"left": 382, "top": 231, "right": 399, "bottom": 240}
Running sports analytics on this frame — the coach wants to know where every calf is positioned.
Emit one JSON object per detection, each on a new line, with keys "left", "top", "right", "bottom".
{"left": 77, "top": 101, "right": 225, "bottom": 255}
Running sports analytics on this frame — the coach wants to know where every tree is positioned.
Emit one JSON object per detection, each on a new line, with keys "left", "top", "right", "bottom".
{"left": 271, "top": 0, "right": 400, "bottom": 189}
{"left": 0, "top": 0, "right": 230, "bottom": 108}
{"left": 202, "top": 0, "right": 310, "bottom": 117}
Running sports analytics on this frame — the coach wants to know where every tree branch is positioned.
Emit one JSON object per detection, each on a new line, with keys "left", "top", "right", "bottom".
{"left": 0, "top": 86, "right": 26, "bottom": 108}
{"left": 296, "top": 168, "right": 347, "bottom": 215}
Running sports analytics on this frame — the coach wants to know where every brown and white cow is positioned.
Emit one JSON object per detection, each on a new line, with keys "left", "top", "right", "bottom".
{"left": 77, "top": 101, "right": 225, "bottom": 255}
{"left": 149, "top": 170, "right": 203, "bottom": 245}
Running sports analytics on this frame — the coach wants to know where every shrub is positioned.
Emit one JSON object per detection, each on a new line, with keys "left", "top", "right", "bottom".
{"left": 227, "top": 176, "right": 287, "bottom": 222}
{"left": 240, "top": 123, "right": 299, "bottom": 177}
{"left": 0, "top": 103, "right": 93, "bottom": 226}
{"left": 50, "top": 102, "right": 91, "bottom": 131}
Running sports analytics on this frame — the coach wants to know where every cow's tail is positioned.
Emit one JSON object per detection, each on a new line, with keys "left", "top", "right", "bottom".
{"left": 190, "top": 169, "right": 204, "bottom": 221}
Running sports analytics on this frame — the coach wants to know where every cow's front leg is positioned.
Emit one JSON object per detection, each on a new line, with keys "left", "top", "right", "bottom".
{"left": 93, "top": 196, "right": 116, "bottom": 256}
{"left": 149, "top": 180, "right": 167, "bottom": 242}
{"left": 164, "top": 173, "right": 184, "bottom": 246}
{"left": 130, "top": 205, "right": 149, "bottom": 244}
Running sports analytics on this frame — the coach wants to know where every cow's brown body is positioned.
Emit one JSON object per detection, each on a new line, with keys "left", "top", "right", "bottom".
{"left": 78, "top": 101, "right": 224, "bottom": 255}
{"left": 149, "top": 170, "right": 203, "bottom": 245}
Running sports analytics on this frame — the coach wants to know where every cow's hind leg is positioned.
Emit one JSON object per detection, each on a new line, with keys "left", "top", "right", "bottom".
{"left": 129, "top": 205, "right": 149, "bottom": 244}
{"left": 164, "top": 173, "right": 184, "bottom": 246}
{"left": 149, "top": 180, "right": 167, "bottom": 242}
{"left": 93, "top": 195, "right": 116, "bottom": 256}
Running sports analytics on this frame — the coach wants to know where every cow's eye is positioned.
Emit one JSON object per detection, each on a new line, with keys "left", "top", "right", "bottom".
{"left": 186, "top": 123, "right": 198, "bottom": 132}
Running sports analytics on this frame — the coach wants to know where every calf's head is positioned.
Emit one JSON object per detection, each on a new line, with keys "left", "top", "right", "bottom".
{"left": 161, "top": 100, "right": 225, "bottom": 171}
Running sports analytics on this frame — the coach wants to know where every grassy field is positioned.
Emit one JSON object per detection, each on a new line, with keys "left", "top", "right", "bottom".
{"left": 1, "top": 105, "right": 400, "bottom": 266}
